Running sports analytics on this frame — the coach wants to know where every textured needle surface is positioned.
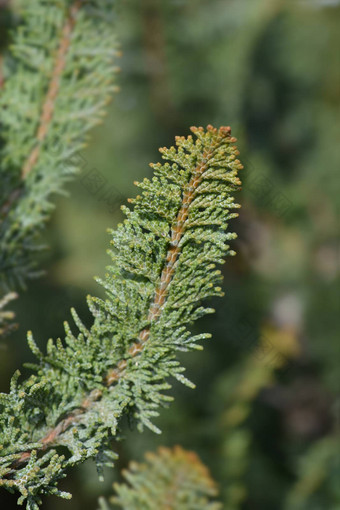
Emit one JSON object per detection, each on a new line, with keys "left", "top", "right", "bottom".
{"left": 0, "top": 125, "right": 242, "bottom": 509}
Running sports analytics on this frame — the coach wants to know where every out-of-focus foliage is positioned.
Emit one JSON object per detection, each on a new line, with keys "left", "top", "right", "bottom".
{"left": 0, "top": 0, "right": 338, "bottom": 509}
{"left": 100, "top": 446, "right": 222, "bottom": 510}
{"left": 284, "top": 434, "right": 340, "bottom": 510}
{"left": 217, "top": 326, "right": 301, "bottom": 509}
{"left": 0, "top": 291, "right": 17, "bottom": 338}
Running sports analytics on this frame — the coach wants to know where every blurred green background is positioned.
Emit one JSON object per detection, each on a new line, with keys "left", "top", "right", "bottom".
{"left": 1, "top": 0, "right": 339, "bottom": 508}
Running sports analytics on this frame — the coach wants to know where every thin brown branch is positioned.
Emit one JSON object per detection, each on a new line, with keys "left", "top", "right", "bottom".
{"left": 9, "top": 126, "right": 234, "bottom": 472}
{"left": 21, "top": 1, "right": 82, "bottom": 179}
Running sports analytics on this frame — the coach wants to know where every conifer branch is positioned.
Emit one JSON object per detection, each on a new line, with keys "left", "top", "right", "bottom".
{"left": 21, "top": 0, "right": 82, "bottom": 179}
{"left": 0, "top": 0, "right": 119, "bottom": 292}
{"left": 0, "top": 125, "right": 242, "bottom": 508}
{"left": 100, "top": 445, "right": 222, "bottom": 510}
{"left": 107, "top": 125, "right": 238, "bottom": 383}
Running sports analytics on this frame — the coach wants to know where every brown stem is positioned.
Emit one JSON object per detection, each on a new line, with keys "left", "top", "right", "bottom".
{"left": 21, "top": 1, "right": 82, "bottom": 179}
{"left": 9, "top": 126, "right": 233, "bottom": 472}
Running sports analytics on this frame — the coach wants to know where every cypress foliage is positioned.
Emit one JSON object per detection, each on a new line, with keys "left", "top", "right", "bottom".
{"left": 0, "top": 0, "right": 119, "bottom": 292}
{"left": 99, "top": 445, "right": 222, "bottom": 510}
{"left": 0, "top": 125, "right": 242, "bottom": 508}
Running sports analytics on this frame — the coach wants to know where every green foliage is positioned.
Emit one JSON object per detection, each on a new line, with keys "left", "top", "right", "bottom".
{"left": 0, "top": 125, "right": 241, "bottom": 508}
{"left": 0, "top": 0, "right": 118, "bottom": 292}
{"left": 99, "top": 445, "right": 222, "bottom": 510}
{"left": 217, "top": 326, "right": 300, "bottom": 509}
{"left": 284, "top": 435, "right": 340, "bottom": 510}
{"left": 2, "top": 2, "right": 337, "bottom": 508}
